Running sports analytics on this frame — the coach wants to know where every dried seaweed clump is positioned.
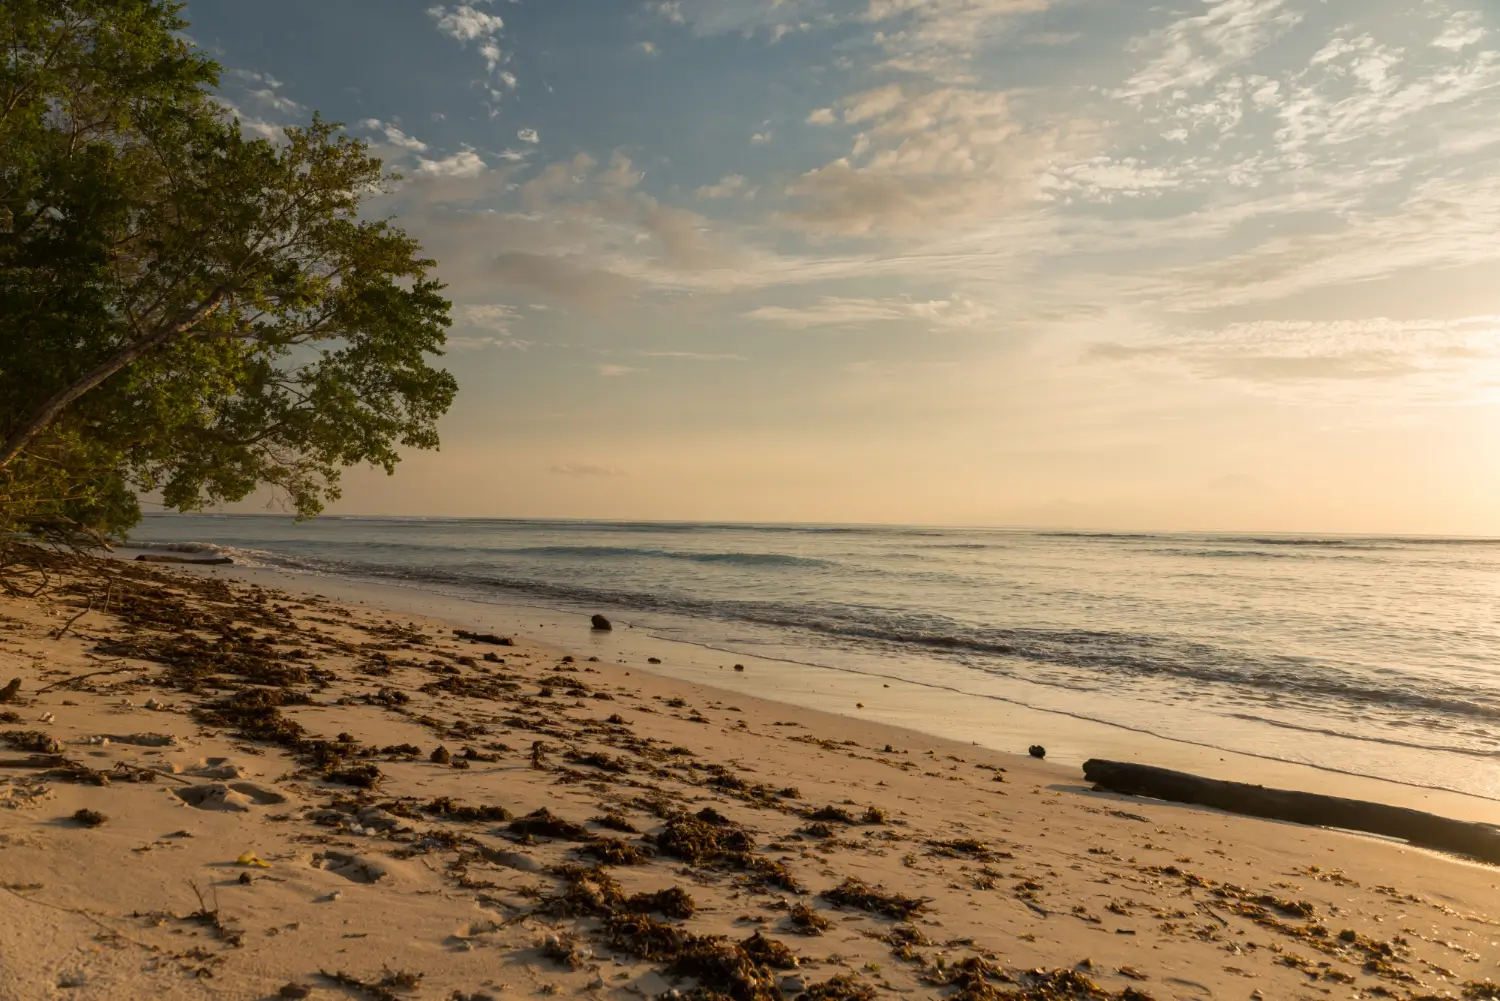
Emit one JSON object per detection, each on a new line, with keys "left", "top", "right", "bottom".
{"left": 739, "top": 931, "right": 799, "bottom": 970}
{"left": 1, "top": 730, "right": 61, "bottom": 754}
{"left": 626, "top": 886, "right": 697, "bottom": 919}
{"left": 1000, "top": 969, "right": 1156, "bottom": 1000}
{"left": 591, "top": 812, "right": 639, "bottom": 833}
{"left": 548, "top": 865, "right": 626, "bottom": 917}
{"left": 579, "top": 836, "right": 652, "bottom": 866}
{"left": 821, "top": 877, "right": 928, "bottom": 920}
{"left": 655, "top": 811, "right": 756, "bottom": 863}
{"left": 798, "top": 974, "right": 877, "bottom": 1001}
{"left": 603, "top": 912, "right": 690, "bottom": 960}
{"left": 509, "top": 807, "right": 593, "bottom": 841}
{"left": 788, "top": 902, "right": 831, "bottom": 935}
{"left": 667, "top": 936, "right": 782, "bottom": 1001}
{"left": 422, "top": 796, "right": 511, "bottom": 822}
{"left": 929, "top": 839, "right": 1006, "bottom": 862}
{"left": 805, "top": 806, "right": 856, "bottom": 824}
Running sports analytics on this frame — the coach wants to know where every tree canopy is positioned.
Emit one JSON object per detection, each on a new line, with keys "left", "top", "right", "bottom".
{"left": 0, "top": 0, "right": 458, "bottom": 536}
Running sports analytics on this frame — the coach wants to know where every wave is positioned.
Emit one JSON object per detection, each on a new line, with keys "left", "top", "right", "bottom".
{"left": 119, "top": 541, "right": 227, "bottom": 555}
{"left": 224, "top": 550, "right": 1500, "bottom": 729}
{"left": 503, "top": 545, "right": 833, "bottom": 568}
{"left": 1224, "top": 714, "right": 1500, "bottom": 760}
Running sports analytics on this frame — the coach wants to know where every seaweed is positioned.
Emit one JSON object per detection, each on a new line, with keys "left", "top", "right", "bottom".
{"left": 591, "top": 812, "right": 639, "bottom": 833}
{"left": 805, "top": 806, "right": 856, "bottom": 824}
{"left": 666, "top": 937, "right": 782, "bottom": 1001}
{"left": 422, "top": 796, "right": 512, "bottom": 822}
{"left": 578, "top": 836, "right": 652, "bottom": 866}
{"left": 797, "top": 974, "right": 877, "bottom": 1001}
{"left": 739, "top": 931, "right": 799, "bottom": 970}
{"left": 821, "top": 878, "right": 928, "bottom": 920}
{"left": 625, "top": 886, "right": 697, "bottom": 919}
{"left": 655, "top": 812, "right": 756, "bottom": 863}
{"left": 788, "top": 902, "right": 831, "bottom": 935}
{"left": 548, "top": 865, "right": 625, "bottom": 917}
{"left": 603, "top": 912, "right": 689, "bottom": 960}
{"left": 509, "top": 808, "right": 593, "bottom": 841}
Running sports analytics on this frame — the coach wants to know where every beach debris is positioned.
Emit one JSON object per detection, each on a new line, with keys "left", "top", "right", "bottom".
{"left": 1028, "top": 745, "right": 1046, "bottom": 759}
{"left": 788, "top": 902, "right": 832, "bottom": 935}
{"left": 648, "top": 656, "right": 662, "bottom": 664}
{"left": 423, "top": 796, "right": 511, "bottom": 822}
{"left": 454, "top": 629, "right": 513, "bottom": 646}
{"left": 740, "top": 931, "right": 799, "bottom": 969}
{"left": 277, "top": 984, "right": 312, "bottom": 999}
{"left": 822, "top": 878, "right": 928, "bottom": 919}
{"left": 578, "top": 836, "right": 651, "bottom": 865}
{"left": 431, "top": 745, "right": 452, "bottom": 764}
{"left": 72, "top": 808, "right": 106, "bottom": 827}
{"left": 591, "top": 614, "right": 612, "bottom": 631}
{"left": 590, "top": 811, "right": 638, "bottom": 833}
{"left": 798, "top": 973, "right": 878, "bottom": 1001}
{"left": 734, "top": 664, "right": 745, "bottom": 671}
{"left": 0, "top": 679, "right": 19, "bottom": 703}
{"left": 511, "top": 808, "right": 593, "bottom": 841}
{"left": 626, "top": 886, "right": 697, "bottom": 919}
{"left": 319, "top": 967, "right": 424, "bottom": 1000}
{"left": 3, "top": 729, "right": 60, "bottom": 753}
{"left": 1084, "top": 758, "right": 1500, "bottom": 865}
{"left": 806, "top": 806, "right": 856, "bottom": 824}
{"left": 541, "top": 932, "right": 591, "bottom": 968}
{"left": 235, "top": 851, "right": 271, "bottom": 869}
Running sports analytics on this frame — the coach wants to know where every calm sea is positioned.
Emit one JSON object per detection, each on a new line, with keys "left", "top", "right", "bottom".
{"left": 126, "top": 514, "right": 1500, "bottom": 800}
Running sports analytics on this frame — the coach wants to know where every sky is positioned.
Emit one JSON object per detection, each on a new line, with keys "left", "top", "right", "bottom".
{"left": 184, "top": 0, "right": 1500, "bottom": 533}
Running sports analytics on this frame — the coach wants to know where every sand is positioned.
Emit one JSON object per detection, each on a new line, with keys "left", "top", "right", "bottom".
{"left": 1, "top": 555, "right": 1498, "bottom": 1001}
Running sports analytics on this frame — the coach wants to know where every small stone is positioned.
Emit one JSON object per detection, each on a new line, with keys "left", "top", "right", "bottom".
{"left": 780, "top": 976, "right": 806, "bottom": 994}
{"left": 733, "top": 664, "right": 745, "bottom": 671}
{"left": 278, "top": 984, "right": 312, "bottom": 999}
{"left": 590, "top": 614, "right": 612, "bottom": 631}
{"left": 1028, "top": 745, "right": 1046, "bottom": 759}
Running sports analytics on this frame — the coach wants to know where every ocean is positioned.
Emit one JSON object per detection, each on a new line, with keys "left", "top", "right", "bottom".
{"left": 125, "top": 514, "right": 1500, "bottom": 801}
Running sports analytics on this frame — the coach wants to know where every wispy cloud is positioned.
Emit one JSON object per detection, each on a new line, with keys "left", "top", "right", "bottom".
{"left": 551, "top": 462, "right": 628, "bottom": 477}
{"left": 596, "top": 364, "right": 642, "bottom": 377}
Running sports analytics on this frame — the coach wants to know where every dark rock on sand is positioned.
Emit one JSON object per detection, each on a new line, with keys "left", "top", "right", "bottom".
{"left": 0, "top": 679, "right": 19, "bottom": 703}
{"left": 591, "top": 614, "right": 613, "bottom": 631}
{"left": 1028, "top": 745, "right": 1046, "bottom": 759}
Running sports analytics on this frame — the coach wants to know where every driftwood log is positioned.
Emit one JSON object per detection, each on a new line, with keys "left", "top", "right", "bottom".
{"left": 1083, "top": 758, "right": 1500, "bottom": 865}
{"left": 134, "top": 555, "right": 232, "bottom": 565}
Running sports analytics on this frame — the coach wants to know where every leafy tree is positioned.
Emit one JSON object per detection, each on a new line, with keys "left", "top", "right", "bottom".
{"left": 0, "top": 0, "right": 457, "bottom": 536}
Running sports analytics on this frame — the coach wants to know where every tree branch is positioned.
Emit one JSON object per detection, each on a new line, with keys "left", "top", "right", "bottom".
{"left": 0, "top": 290, "right": 228, "bottom": 471}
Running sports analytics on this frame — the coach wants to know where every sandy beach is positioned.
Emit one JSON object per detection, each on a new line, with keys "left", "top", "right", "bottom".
{"left": 2, "top": 556, "right": 1499, "bottom": 1001}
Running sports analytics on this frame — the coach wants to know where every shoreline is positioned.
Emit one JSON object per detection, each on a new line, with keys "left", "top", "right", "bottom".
{"left": 6, "top": 554, "right": 1500, "bottom": 999}
{"left": 174, "top": 559, "right": 1500, "bottom": 825}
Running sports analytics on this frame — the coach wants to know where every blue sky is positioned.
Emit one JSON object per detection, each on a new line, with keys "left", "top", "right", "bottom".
{"left": 189, "top": 0, "right": 1500, "bottom": 531}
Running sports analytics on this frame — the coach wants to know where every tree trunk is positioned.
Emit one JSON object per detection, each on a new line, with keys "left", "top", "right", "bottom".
{"left": 1083, "top": 758, "right": 1500, "bottom": 865}
{"left": 0, "top": 293, "right": 225, "bottom": 470}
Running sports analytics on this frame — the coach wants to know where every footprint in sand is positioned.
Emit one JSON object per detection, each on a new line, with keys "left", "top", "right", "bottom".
{"left": 172, "top": 781, "right": 289, "bottom": 812}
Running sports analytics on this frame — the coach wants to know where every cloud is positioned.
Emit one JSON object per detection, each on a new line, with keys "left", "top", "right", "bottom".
{"left": 1086, "top": 315, "right": 1500, "bottom": 402}
{"left": 596, "top": 364, "right": 641, "bottom": 377}
{"left": 428, "top": 4, "right": 504, "bottom": 43}
{"left": 362, "top": 118, "right": 429, "bottom": 153}
{"left": 745, "top": 295, "right": 996, "bottom": 330}
{"left": 750, "top": 130, "right": 773, "bottom": 145}
{"left": 517, "top": 128, "right": 540, "bottom": 143}
{"left": 1434, "top": 11, "right": 1486, "bottom": 52}
{"left": 417, "top": 149, "right": 486, "bottom": 177}
{"left": 428, "top": 3, "right": 513, "bottom": 92}
{"left": 637, "top": 351, "right": 747, "bottom": 361}
{"left": 598, "top": 151, "right": 644, "bottom": 189}
{"left": 639, "top": 41, "right": 660, "bottom": 56}
{"left": 696, "top": 174, "right": 749, "bottom": 198}
{"left": 490, "top": 252, "right": 643, "bottom": 308}
{"left": 455, "top": 303, "right": 522, "bottom": 333}
{"left": 806, "top": 107, "right": 837, "bottom": 125}
{"left": 1113, "top": 0, "right": 1304, "bottom": 101}
{"left": 777, "top": 85, "right": 1055, "bottom": 237}
{"left": 551, "top": 462, "right": 628, "bottom": 477}
{"left": 246, "top": 88, "right": 303, "bottom": 115}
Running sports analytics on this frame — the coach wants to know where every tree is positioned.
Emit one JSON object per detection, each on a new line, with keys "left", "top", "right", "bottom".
{"left": 0, "top": 0, "right": 458, "bottom": 536}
